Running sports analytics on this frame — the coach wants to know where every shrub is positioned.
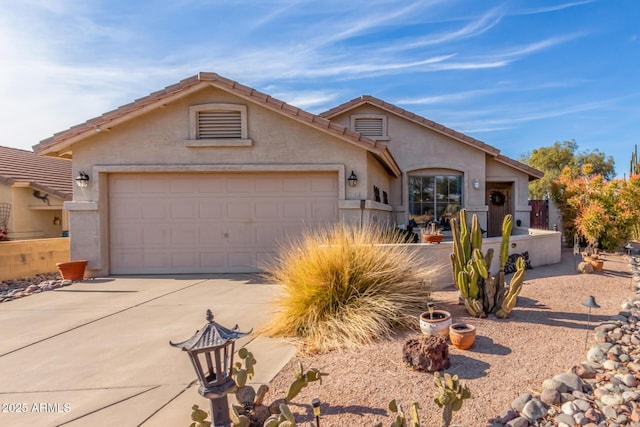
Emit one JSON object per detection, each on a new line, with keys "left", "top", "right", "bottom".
{"left": 260, "top": 223, "right": 436, "bottom": 353}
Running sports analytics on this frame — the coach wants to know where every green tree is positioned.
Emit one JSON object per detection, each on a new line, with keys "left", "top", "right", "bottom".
{"left": 521, "top": 140, "right": 615, "bottom": 199}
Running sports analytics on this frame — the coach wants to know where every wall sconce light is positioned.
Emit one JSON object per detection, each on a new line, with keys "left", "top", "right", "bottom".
{"left": 347, "top": 171, "right": 358, "bottom": 187}
{"left": 75, "top": 171, "right": 90, "bottom": 188}
{"left": 472, "top": 178, "right": 480, "bottom": 190}
{"left": 53, "top": 217, "right": 61, "bottom": 225}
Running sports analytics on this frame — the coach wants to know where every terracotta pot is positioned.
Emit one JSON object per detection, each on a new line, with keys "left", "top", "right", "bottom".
{"left": 423, "top": 234, "right": 443, "bottom": 244}
{"left": 56, "top": 260, "right": 87, "bottom": 281}
{"left": 419, "top": 310, "right": 452, "bottom": 338}
{"left": 590, "top": 259, "right": 604, "bottom": 272}
{"left": 449, "top": 322, "right": 476, "bottom": 350}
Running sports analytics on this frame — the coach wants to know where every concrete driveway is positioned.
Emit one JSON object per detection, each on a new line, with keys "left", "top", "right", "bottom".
{"left": 0, "top": 275, "right": 296, "bottom": 427}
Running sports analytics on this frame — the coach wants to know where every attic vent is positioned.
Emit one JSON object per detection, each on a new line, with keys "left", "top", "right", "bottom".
{"left": 351, "top": 114, "right": 388, "bottom": 139}
{"left": 197, "top": 111, "right": 242, "bottom": 139}
{"left": 354, "top": 118, "right": 383, "bottom": 136}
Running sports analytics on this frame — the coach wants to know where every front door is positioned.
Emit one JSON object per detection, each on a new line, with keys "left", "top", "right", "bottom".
{"left": 486, "top": 184, "right": 512, "bottom": 237}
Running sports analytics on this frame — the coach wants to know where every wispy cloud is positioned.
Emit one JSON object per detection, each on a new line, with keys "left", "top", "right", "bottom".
{"left": 397, "top": 6, "right": 506, "bottom": 50}
{"left": 515, "top": 0, "right": 595, "bottom": 16}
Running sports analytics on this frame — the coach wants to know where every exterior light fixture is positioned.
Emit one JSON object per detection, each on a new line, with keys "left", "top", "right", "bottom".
{"left": 75, "top": 171, "right": 90, "bottom": 188}
{"left": 312, "top": 398, "right": 321, "bottom": 427}
{"left": 170, "top": 309, "right": 251, "bottom": 426}
{"left": 347, "top": 171, "right": 358, "bottom": 187}
{"left": 581, "top": 296, "right": 600, "bottom": 349}
{"left": 472, "top": 179, "right": 480, "bottom": 190}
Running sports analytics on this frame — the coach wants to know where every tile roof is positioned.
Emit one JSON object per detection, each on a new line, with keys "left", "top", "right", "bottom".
{"left": 33, "top": 73, "right": 402, "bottom": 177}
{"left": 321, "top": 95, "right": 543, "bottom": 179}
{"left": 0, "top": 146, "right": 72, "bottom": 200}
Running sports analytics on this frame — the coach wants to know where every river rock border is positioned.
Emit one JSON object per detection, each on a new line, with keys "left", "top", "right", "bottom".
{"left": 0, "top": 273, "right": 72, "bottom": 303}
{"left": 490, "top": 258, "right": 640, "bottom": 427}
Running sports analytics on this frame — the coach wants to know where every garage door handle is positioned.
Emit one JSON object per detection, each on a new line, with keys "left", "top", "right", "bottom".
{"left": 223, "top": 233, "right": 229, "bottom": 238}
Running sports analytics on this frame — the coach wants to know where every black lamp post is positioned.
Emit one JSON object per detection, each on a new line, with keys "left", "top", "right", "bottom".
{"left": 581, "top": 296, "right": 600, "bottom": 350}
{"left": 170, "top": 309, "right": 251, "bottom": 426}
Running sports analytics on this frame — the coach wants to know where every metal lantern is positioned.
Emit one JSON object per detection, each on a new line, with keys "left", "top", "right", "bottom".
{"left": 581, "top": 296, "right": 600, "bottom": 350}
{"left": 170, "top": 309, "right": 251, "bottom": 427}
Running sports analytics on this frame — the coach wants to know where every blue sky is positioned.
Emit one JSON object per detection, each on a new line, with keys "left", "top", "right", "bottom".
{"left": 1, "top": 1, "right": 638, "bottom": 177}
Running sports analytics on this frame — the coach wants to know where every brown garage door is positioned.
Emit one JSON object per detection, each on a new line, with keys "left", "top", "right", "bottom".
{"left": 109, "top": 172, "right": 338, "bottom": 274}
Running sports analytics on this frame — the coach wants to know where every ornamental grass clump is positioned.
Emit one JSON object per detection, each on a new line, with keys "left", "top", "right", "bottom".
{"left": 261, "top": 223, "right": 436, "bottom": 353}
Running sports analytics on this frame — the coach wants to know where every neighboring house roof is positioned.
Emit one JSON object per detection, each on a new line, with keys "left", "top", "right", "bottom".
{"left": 321, "top": 95, "right": 543, "bottom": 180}
{"left": 0, "top": 146, "right": 72, "bottom": 200}
{"left": 33, "top": 73, "right": 401, "bottom": 177}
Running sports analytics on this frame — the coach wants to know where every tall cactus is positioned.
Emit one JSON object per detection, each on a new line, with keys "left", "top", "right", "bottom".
{"left": 450, "top": 209, "right": 526, "bottom": 318}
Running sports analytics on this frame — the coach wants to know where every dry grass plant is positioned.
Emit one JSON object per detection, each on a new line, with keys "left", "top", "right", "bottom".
{"left": 260, "top": 223, "right": 437, "bottom": 353}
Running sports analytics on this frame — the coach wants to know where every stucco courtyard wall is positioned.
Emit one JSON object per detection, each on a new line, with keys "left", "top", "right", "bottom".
{"left": 0, "top": 238, "right": 70, "bottom": 280}
{"left": 399, "top": 228, "right": 562, "bottom": 289}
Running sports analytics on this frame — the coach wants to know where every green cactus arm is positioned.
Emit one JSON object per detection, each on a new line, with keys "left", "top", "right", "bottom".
{"left": 467, "top": 269, "right": 479, "bottom": 300}
{"left": 456, "top": 271, "right": 470, "bottom": 298}
{"left": 472, "top": 249, "right": 488, "bottom": 279}
{"left": 409, "top": 402, "right": 421, "bottom": 427}
{"left": 471, "top": 214, "right": 482, "bottom": 251}
{"left": 450, "top": 218, "right": 465, "bottom": 267}
{"left": 279, "top": 404, "right": 296, "bottom": 424}
{"left": 459, "top": 210, "right": 471, "bottom": 261}
{"left": 450, "top": 253, "right": 461, "bottom": 286}
{"left": 235, "top": 369, "right": 248, "bottom": 387}
{"left": 499, "top": 215, "right": 513, "bottom": 269}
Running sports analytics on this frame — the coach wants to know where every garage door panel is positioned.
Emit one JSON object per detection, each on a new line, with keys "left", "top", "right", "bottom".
{"left": 141, "top": 225, "right": 169, "bottom": 246}
{"left": 227, "top": 176, "right": 254, "bottom": 193}
{"left": 141, "top": 201, "right": 168, "bottom": 219}
{"left": 110, "top": 172, "right": 337, "bottom": 274}
{"left": 111, "top": 224, "right": 143, "bottom": 248}
{"left": 199, "top": 201, "right": 224, "bottom": 218}
{"left": 227, "top": 200, "right": 253, "bottom": 218}
{"left": 171, "top": 202, "right": 196, "bottom": 219}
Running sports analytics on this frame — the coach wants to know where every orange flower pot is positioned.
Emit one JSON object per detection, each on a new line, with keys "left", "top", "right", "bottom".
{"left": 423, "top": 234, "right": 443, "bottom": 244}
{"left": 56, "top": 260, "right": 87, "bottom": 281}
{"left": 449, "top": 323, "right": 476, "bottom": 350}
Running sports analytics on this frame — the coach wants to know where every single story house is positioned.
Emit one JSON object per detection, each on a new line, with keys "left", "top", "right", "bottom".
{"left": 0, "top": 146, "right": 72, "bottom": 240}
{"left": 33, "top": 72, "right": 542, "bottom": 276}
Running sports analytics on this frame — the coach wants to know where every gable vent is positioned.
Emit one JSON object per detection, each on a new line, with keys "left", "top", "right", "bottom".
{"left": 354, "top": 117, "right": 384, "bottom": 137}
{"left": 197, "top": 111, "right": 242, "bottom": 139}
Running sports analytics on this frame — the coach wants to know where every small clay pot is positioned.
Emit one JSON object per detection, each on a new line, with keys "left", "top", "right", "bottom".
{"left": 419, "top": 310, "right": 452, "bottom": 338}
{"left": 449, "top": 322, "right": 476, "bottom": 350}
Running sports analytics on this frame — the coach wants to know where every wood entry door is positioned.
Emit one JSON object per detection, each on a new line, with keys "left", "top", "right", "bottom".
{"left": 486, "top": 186, "right": 512, "bottom": 237}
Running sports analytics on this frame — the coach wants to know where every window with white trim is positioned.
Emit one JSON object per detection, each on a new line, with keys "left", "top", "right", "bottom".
{"left": 409, "top": 174, "right": 463, "bottom": 229}
{"left": 186, "top": 103, "right": 252, "bottom": 147}
{"left": 351, "top": 114, "right": 388, "bottom": 140}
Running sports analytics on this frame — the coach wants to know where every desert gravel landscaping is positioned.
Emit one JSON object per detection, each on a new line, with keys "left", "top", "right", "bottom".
{"left": 263, "top": 249, "right": 635, "bottom": 426}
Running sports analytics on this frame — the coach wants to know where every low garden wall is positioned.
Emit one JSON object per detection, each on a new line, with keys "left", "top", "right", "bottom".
{"left": 0, "top": 238, "right": 70, "bottom": 281}
{"left": 400, "top": 228, "right": 562, "bottom": 290}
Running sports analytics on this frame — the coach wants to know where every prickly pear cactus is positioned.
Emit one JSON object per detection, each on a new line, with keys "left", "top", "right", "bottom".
{"left": 387, "top": 399, "right": 420, "bottom": 427}
{"left": 190, "top": 404, "right": 212, "bottom": 427}
{"left": 285, "top": 361, "right": 328, "bottom": 402}
{"left": 450, "top": 209, "right": 526, "bottom": 318}
{"left": 433, "top": 372, "right": 471, "bottom": 427}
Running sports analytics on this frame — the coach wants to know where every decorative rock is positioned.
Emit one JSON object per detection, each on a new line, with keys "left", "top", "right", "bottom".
{"left": 622, "top": 373, "right": 637, "bottom": 387}
{"left": 542, "top": 378, "right": 564, "bottom": 392}
{"left": 573, "top": 398, "right": 592, "bottom": 412}
{"left": 540, "top": 388, "right": 560, "bottom": 405}
{"left": 561, "top": 401, "right": 579, "bottom": 415}
{"left": 511, "top": 393, "right": 532, "bottom": 412}
{"left": 553, "top": 373, "right": 584, "bottom": 392}
{"left": 494, "top": 408, "right": 518, "bottom": 424}
{"left": 554, "top": 413, "right": 575, "bottom": 426}
{"left": 600, "top": 393, "right": 624, "bottom": 406}
{"left": 603, "top": 405, "right": 618, "bottom": 419}
{"left": 506, "top": 417, "right": 529, "bottom": 427}
{"left": 587, "top": 347, "right": 606, "bottom": 363}
{"left": 584, "top": 407, "right": 602, "bottom": 423}
{"left": 402, "top": 335, "right": 450, "bottom": 372}
{"left": 521, "top": 398, "right": 547, "bottom": 422}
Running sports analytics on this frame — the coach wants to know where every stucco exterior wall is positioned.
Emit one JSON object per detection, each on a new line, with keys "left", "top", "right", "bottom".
{"left": 328, "top": 104, "right": 490, "bottom": 227}
{"left": 65, "top": 86, "right": 375, "bottom": 275}
{"left": 2, "top": 187, "right": 64, "bottom": 240}
{"left": 0, "top": 237, "right": 69, "bottom": 280}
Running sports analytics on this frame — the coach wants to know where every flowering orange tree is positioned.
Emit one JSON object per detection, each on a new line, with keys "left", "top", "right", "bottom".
{"left": 553, "top": 164, "right": 630, "bottom": 250}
